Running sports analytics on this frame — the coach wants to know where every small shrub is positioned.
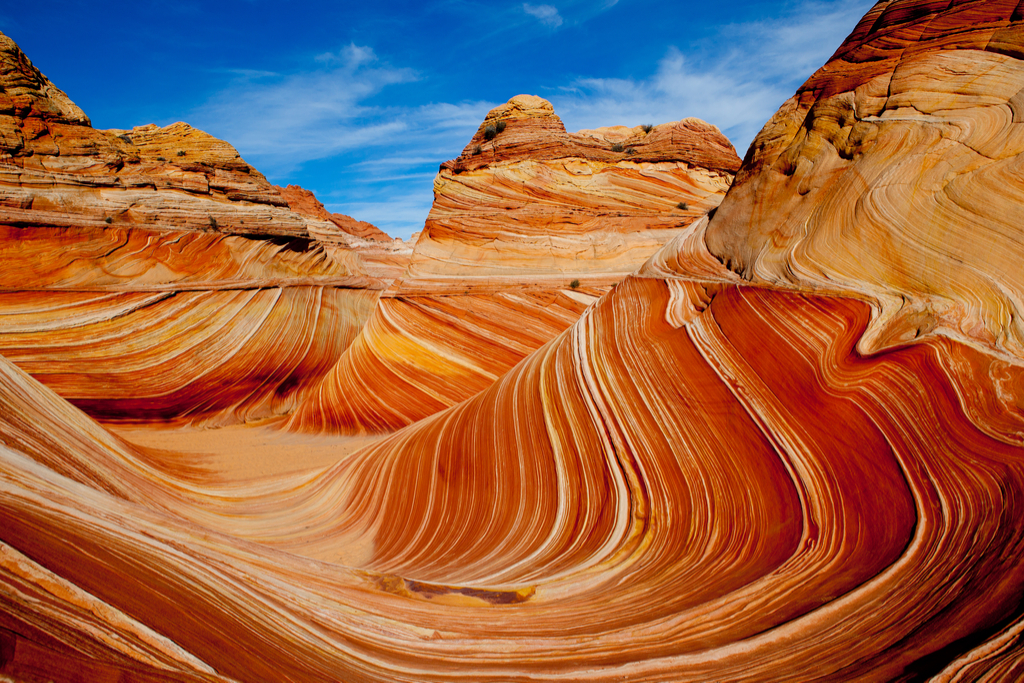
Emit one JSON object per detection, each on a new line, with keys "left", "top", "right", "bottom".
{"left": 177, "top": 150, "right": 186, "bottom": 156}
{"left": 611, "top": 142, "right": 624, "bottom": 153}
{"left": 569, "top": 278, "right": 581, "bottom": 290}
{"left": 104, "top": 217, "right": 112, "bottom": 224}
{"left": 472, "top": 144, "right": 483, "bottom": 155}
{"left": 118, "top": 134, "right": 132, "bottom": 144}
{"left": 209, "top": 216, "right": 218, "bottom": 230}
{"left": 483, "top": 120, "right": 507, "bottom": 140}
{"left": 626, "top": 147, "right": 636, "bottom": 155}
{"left": 641, "top": 123, "right": 654, "bottom": 134}
{"left": 156, "top": 156, "right": 166, "bottom": 162}
{"left": 677, "top": 201, "right": 689, "bottom": 210}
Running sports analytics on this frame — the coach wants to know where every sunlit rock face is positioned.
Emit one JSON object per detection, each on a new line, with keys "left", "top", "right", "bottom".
{"left": 274, "top": 183, "right": 415, "bottom": 281}
{"left": 706, "top": 0, "right": 1024, "bottom": 361}
{"left": 0, "top": 31, "right": 382, "bottom": 424}
{"left": 4, "top": 2, "right": 1024, "bottom": 681}
{"left": 288, "top": 95, "right": 740, "bottom": 432}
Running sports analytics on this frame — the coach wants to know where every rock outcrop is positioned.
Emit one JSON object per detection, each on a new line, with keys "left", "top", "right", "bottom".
{"left": 705, "top": 0, "right": 1024, "bottom": 362}
{"left": 275, "top": 183, "right": 415, "bottom": 280}
{"left": 288, "top": 95, "right": 740, "bottom": 432}
{"left": 0, "top": 31, "right": 382, "bottom": 424}
{"left": 5, "top": 2, "right": 1024, "bottom": 681}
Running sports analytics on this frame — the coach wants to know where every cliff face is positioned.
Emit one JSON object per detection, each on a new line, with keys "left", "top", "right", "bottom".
{"left": 705, "top": 0, "right": 1024, "bottom": 361}
{"left": 287, "top": 95, "right": 740, "bottom": 432}
{"left": 0, "top": 31, "right": 382, "bottom": 424}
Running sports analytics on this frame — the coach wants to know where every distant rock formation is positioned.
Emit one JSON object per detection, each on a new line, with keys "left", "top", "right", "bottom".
{"left": 275, "top": 183, "right": 414, "bottom": 280}
{"left": 288, "top": 94, "right": 740, "bottom": 432}
{"left": 274, "top": 184, "right": 393, "bottom": 242}
{"left": 416, "top": 93, "right": 739, "bottom": 282}
{"left": 0, "top": 31, "right": 382, "bottom": 424}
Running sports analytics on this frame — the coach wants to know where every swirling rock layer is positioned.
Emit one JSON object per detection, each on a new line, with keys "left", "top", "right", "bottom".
{"left": 2, "top": 245, "right": 1024, "bottom": 680}
{"left": 290, "top": 96, "right": 739, "bottom": 432}
{"left": 0, "top": 31, "right": 386, "bottom": 424}
{"left": 706, "top": 0, "right": 1024, "bottom": 360}
{"left": 4, "top": 2, "right": 1024, "bottom": 681}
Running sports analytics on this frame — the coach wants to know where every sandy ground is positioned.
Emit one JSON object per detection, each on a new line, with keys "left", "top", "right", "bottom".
{"left": 111, "top": 421, "right": 385, "bottom": 484}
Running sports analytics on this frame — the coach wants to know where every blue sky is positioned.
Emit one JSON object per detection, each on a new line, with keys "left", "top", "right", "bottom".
{"left": 1, "top": 1, "right": 874, "bottom": 239}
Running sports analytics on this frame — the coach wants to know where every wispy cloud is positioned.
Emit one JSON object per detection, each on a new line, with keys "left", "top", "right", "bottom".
{"left": 551, "top": 0, "right": 872, "bottom": 155}
{"left": 177, "top": 0, "right": 871, "bottom": 239}
{"left": 523, "top": 4, "right": 563, "bottom": 28}
{"left": 187, "top": 43, "right": 419, "bottom": 172}
{"left": 180, "top": 43, "right": 497, "bottom": 237}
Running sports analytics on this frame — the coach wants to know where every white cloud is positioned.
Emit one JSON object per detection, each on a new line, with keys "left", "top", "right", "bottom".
{"left": 523, "top": 4, "right": 563, "bottom": 28}
{"left": 177, "top": 0, "right": 874, "bottom": 239}
{"left": 315, "top": 43, "right": 376, "bottom": 68}
{"left": 188, "top": 44, "right": 419, "bottom": 173}
{"left": 550, "top": 0, "right": 873, "bottom": 156}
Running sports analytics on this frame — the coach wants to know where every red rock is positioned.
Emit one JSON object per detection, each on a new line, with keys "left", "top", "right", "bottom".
{"left": 288, "top": 95, "right": 740, "bottom": 432}
{"left": 0, "top": 31, "right": 381, "bottom": 424}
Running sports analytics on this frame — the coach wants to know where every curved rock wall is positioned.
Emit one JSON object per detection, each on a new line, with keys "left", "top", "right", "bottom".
{"left": 289, "top": 95, "right": 739, "bottom": 432}
{"left": 0, "top": 31, "right": 383, "bottom": 424}
{"left": 706, "top": 0, "right": 1024, "bottom": 361}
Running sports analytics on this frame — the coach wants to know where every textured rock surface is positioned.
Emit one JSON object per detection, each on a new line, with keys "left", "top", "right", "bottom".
{"left": 4, "top": 2, "right": 1024, "bottom": 681}
{"left": 289, "top": 96, "right": 740, "bottom": 432}
{"left": 275, "top": 183, "right": 415, "bottom": 280}
{"left": 706, "top": 0, "right": 1024, "bottom": 362}
{"left": 0, "top": 31, "right": 382, "bottom": 424}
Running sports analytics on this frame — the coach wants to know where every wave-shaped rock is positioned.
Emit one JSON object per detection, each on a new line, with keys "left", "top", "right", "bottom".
{"left": 289, "top": 95, "right": 739, "bottom": 432}
{"left": 0, "top": 31, "right": 384, "bottom": 424}
{"left": 4, "top": 2, "right": 1024, "bottom": 680}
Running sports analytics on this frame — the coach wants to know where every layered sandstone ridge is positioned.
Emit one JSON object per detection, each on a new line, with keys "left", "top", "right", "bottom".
{"left": 705, "top": 0, "right": 1024, "bottom": 363}
{"left": 3, "top": 1, "right": 1024, "bottom": 681}
{"left": 288, "top": 96, "right": 741, "bottom": 432}
{"left": 0, "top": 32, "right": 383, "bottom": 424}
{"left": 411, "top": 94, "right": 739, "bottom": 283}
{"left": 275, "top": 183, "right": 414, "bottom": 280}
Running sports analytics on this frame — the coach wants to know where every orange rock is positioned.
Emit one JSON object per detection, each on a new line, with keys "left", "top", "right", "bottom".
{"left": 288, "top": 95, "right": 740, "bottom": 432}
{"left": 0, "top": 31, "right": 382, "bottom": 424}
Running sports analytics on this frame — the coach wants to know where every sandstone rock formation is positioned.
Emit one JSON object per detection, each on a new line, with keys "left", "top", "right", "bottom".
{"left": 4, "top": 1, "right": 1024, "bottom": 681}
{"left": 275, "top": 183, "right": 415, "bottom": 280}
{"left": 706, "top": 0, "right": 1024, "bottom": 362}
{"left": 288, "top": 95, "right": 740, "bottom": 432}
{"left": 0, "top": 31, "right": 383, "bottom": 424}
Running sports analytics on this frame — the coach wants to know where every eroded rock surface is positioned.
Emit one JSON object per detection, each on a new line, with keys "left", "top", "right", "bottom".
{"left": 0, "top": 31, "right": 381, "bottom": 424}
{"left": 289, "top": 95, "right": 739, "bottom": 432}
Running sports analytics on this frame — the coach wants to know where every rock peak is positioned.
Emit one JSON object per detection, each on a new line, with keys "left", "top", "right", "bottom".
{"left": 0, "top": 31, "right": 90, "bottom": 126}
{"left": 484, "top": 94, "right": 556, "bottom": 122}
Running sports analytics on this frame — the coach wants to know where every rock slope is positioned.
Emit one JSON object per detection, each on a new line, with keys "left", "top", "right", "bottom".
{"left": 288, "top": 95, "right": 740, "bottom": 432}
{"left": 0, "top": 31, "right": 382, "bottom": 424}
{"left": 4, "top": 2, "right": 1024, "bottom": 681}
